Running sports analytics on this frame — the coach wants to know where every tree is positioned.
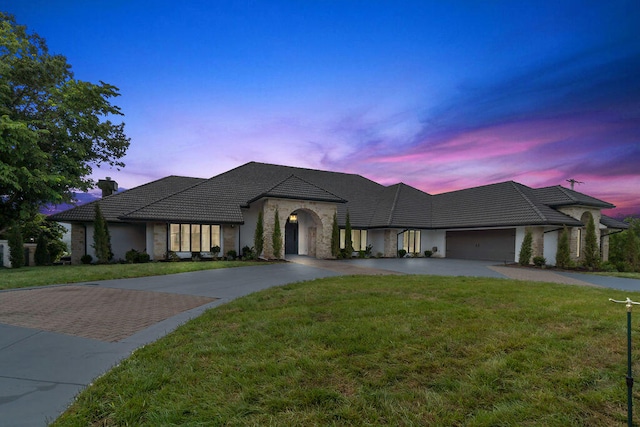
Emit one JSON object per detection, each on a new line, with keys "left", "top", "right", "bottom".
{"left": 583, "top": 212, "right": 599, "bottom": 269}
{"left": 34, "top": 232, "right": 50, "bottom": 265}
{"left": 331, "top": 212, "right": 340, "bottom": 257}
{"left": 623, "top": 228, "right": 639, "bottom": 272}
{"left": 92, "top": 203, "right": 112, "bottom": 263}
{"left": 272, "top": 208, "right": 282, "bottom": 259}
{"left": 254, "top": 210, "right": 264, "bottom": 257}
{"left": 344, "top": 210, "right": 353, "bottom": 256}
{"left": 519, "top": 230, "right": 533, "bottom": 266}
{"left": 556, "top": 226, "right": 571, "bottom": 269}
{"left": 0, "top": 12, "right": 130, "bottom": 230}
{"left": 7, "top": 223, "right": 23, "bottom": 268}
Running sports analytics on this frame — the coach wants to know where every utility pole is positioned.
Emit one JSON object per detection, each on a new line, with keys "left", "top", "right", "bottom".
{"left": 566, "top": 178, "right": 584, "bottom": 190}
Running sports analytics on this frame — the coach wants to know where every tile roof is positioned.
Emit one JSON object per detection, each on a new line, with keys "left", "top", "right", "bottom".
{"left": 430, "top": 181, "right": 583, "bottom": 228}
{"left": 49, "top": 162, "right": 617, "bottom": 230}
{"left": 533, "top": 186, "right": 615, "bottom": 209}
{"left": 248, "top": 174, "right": 346, "bottom": 204}
{"left": 600, "top": 215, "right": 629, "bottom": 229}
{"left": 48, "top": 176, "right": 205, "bottom": 222}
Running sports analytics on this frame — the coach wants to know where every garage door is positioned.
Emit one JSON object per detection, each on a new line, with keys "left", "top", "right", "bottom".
{"left": 446, "top": 229, "right": 516, "bottom": 262}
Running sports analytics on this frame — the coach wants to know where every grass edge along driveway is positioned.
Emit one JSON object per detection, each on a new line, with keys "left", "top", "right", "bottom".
{"left": 54, "top": 275, "right": 638, "bottom": 426}
{"left": 0, "top": 261, "right": 269, "bottom": 290}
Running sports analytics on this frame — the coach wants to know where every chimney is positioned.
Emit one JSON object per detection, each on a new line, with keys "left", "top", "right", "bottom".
{"left": 97, "top": 177, "right": 118, "bottom": 197}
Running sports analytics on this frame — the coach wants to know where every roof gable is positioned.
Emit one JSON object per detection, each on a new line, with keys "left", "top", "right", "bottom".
{"left": 249, "top": 174, "right": 345, "bottom": 204}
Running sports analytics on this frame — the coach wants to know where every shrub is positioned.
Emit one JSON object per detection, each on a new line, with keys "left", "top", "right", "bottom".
{"left": 376, "top": 252, "right": 384, "bottom": 258}
{"left": 398, "top": 249, "right": 407, "bottom": 258}
{"left": 125, "top": 249, "right": 139, "bottom": 263}
{"left": 210, "top": 246, "right": 221, "bottom": 259}
{"left": 80, "top": 254, "right": 93, "bottom": 264}
{"left": 191, "top": 252, "right": 201, "bottom": 261}
{"left": 600, "top": 261, "right": 618, "bottom": 272}
{"left": 533, "top": 256, "right": 546, "bottom": 267}
{"left": 357, "top": 250, "right": 366, "bottom": 258}
{"left": 424, "top": 250, "right": 433, "bottom": 258}
{"left": 519, "top": 230, "right": 533, "bottom": 266}
{"left": 126, "top": 249, "right": 151, "bottom": 263}
{"left": 242, "top": 246, "right": 255, "bottom": 260}
{"left": 166, "top": 251, "right": 180, "bottom": 262}
{"left": 8, "top": 224, "right": 24, "bottom": 268}
{"left": 226, "top": 250, "right": 237, "bottom": 260}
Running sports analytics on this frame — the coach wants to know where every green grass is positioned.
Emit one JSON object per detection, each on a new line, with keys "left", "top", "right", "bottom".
{"left": 0, "top": 261, "right": 268, "bottom": 290}
{"left": 53, "top": 275, "right": 640, "bottom": 426}
{"left": 594, "top": 271, "right": 640, "bottom": 280}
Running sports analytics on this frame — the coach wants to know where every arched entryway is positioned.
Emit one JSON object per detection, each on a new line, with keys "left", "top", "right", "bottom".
{"left": 285, "top": 213, "right": 299, "bottom": 255}
{"left": 283, "top": 208, "right": 323, "bottom": 257}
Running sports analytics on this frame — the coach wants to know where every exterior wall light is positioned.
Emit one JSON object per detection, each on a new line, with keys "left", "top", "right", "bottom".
{"left": 289, "top": 214, "right": 298, "bottom": 223}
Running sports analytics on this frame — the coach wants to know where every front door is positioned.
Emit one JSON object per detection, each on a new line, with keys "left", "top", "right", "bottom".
{"left": 285, "top": 220, "right": 298, "bottom": 254}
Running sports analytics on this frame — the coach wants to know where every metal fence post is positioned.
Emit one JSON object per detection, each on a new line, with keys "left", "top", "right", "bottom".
{"left": 610, "top": 297, "right": 640, "bottom": 427}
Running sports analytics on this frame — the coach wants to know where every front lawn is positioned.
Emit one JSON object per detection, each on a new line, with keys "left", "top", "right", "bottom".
{"left": 0, "top": 261, "right": 268, "bottom": 290}
{"left": 54, "top": 275, "right": 639, "bottom": 426}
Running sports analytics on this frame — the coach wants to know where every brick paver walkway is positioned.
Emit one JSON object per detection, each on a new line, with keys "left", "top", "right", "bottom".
{"left": 0, "top": 285, "right": 216, "bottom": 342}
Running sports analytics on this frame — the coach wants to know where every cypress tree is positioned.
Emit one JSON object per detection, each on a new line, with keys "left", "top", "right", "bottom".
{"left": 8, "top": 223, "right": 24, "bottom": 268}
{"left": 584, "top": 212, "right": 599, "bottom": 269}
{"left": 556, "top": 226, "right": 571, "bottom": 269}
{"left": 34, "top": 233, "right": 51, "bottom": 266}
{"left": 344, "top": 210, "right": 353, "bottom": 256}
{"left": 93, "top": 203, "right": 112, "bottom": 263}
{"left": 331, "top": 212, "right": 340, "bottom": 257}
{"left": 272, "top": 208, "right": 282, "bottom": 259}
{"left": 254, "top": 210, "right": 264, "bottom": 257}
{"left": 519, "top": 230, "right": 533, "bottom": 266}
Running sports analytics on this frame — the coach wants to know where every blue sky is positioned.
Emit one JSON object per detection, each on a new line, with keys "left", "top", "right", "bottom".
{"left": 8, "top": 0, "right": 640, "bottom": 216}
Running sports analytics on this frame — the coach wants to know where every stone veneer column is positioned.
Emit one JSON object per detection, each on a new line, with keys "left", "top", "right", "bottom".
{"left": 528, "top": 226, "right": 544, "bottom": 260}
{"left": 70, "top": 223, "right": 86, "bottom": 264}
{"left": 222, "top": 225, "right": 237, "bottom": 255}
{"left": 384, "top": 229, "right": 398, "bottom": 257}
{"left": 152, "top": 223, "right": 167, "bottom": 260}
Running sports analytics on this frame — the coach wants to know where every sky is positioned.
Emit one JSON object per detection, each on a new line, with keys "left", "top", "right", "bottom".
{"left": 7, "top": 0, "right": 640, "bottom": 217}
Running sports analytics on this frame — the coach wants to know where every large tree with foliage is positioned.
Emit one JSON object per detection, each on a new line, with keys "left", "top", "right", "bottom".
{"left": 0, "top": 12, "right": 130, "bottom": 231}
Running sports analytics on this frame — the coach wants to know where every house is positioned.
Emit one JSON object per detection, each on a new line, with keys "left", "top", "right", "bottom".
{"left": 49, "top": 161, "right": 628, "bottom": 265}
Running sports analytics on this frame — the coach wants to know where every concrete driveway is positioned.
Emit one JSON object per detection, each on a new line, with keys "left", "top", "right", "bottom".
{"left": 1, "top": 257, "right": 639, "bottom": 425}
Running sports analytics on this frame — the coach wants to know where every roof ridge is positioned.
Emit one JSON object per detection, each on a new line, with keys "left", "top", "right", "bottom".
{"left": 120, "top": 177, "right": 210, "bottom": 218}
{"left": 509, "top": 182, "right": 548, "bottom": 222}
{"left": 387, "top": 184, "right": 402, "bottom": 225}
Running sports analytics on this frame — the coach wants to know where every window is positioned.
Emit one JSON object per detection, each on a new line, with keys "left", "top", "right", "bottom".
{"left": 169, "top": 224, "right": 220, "bottom": 252}
{"left": 339, "top": 229, "right": 368, "bottom": 251}
{"left": 576, "top": 228, "right": 581, "bottom": 258}
{"left": 403, "top": 230, "right": 421, "bottom": 254}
